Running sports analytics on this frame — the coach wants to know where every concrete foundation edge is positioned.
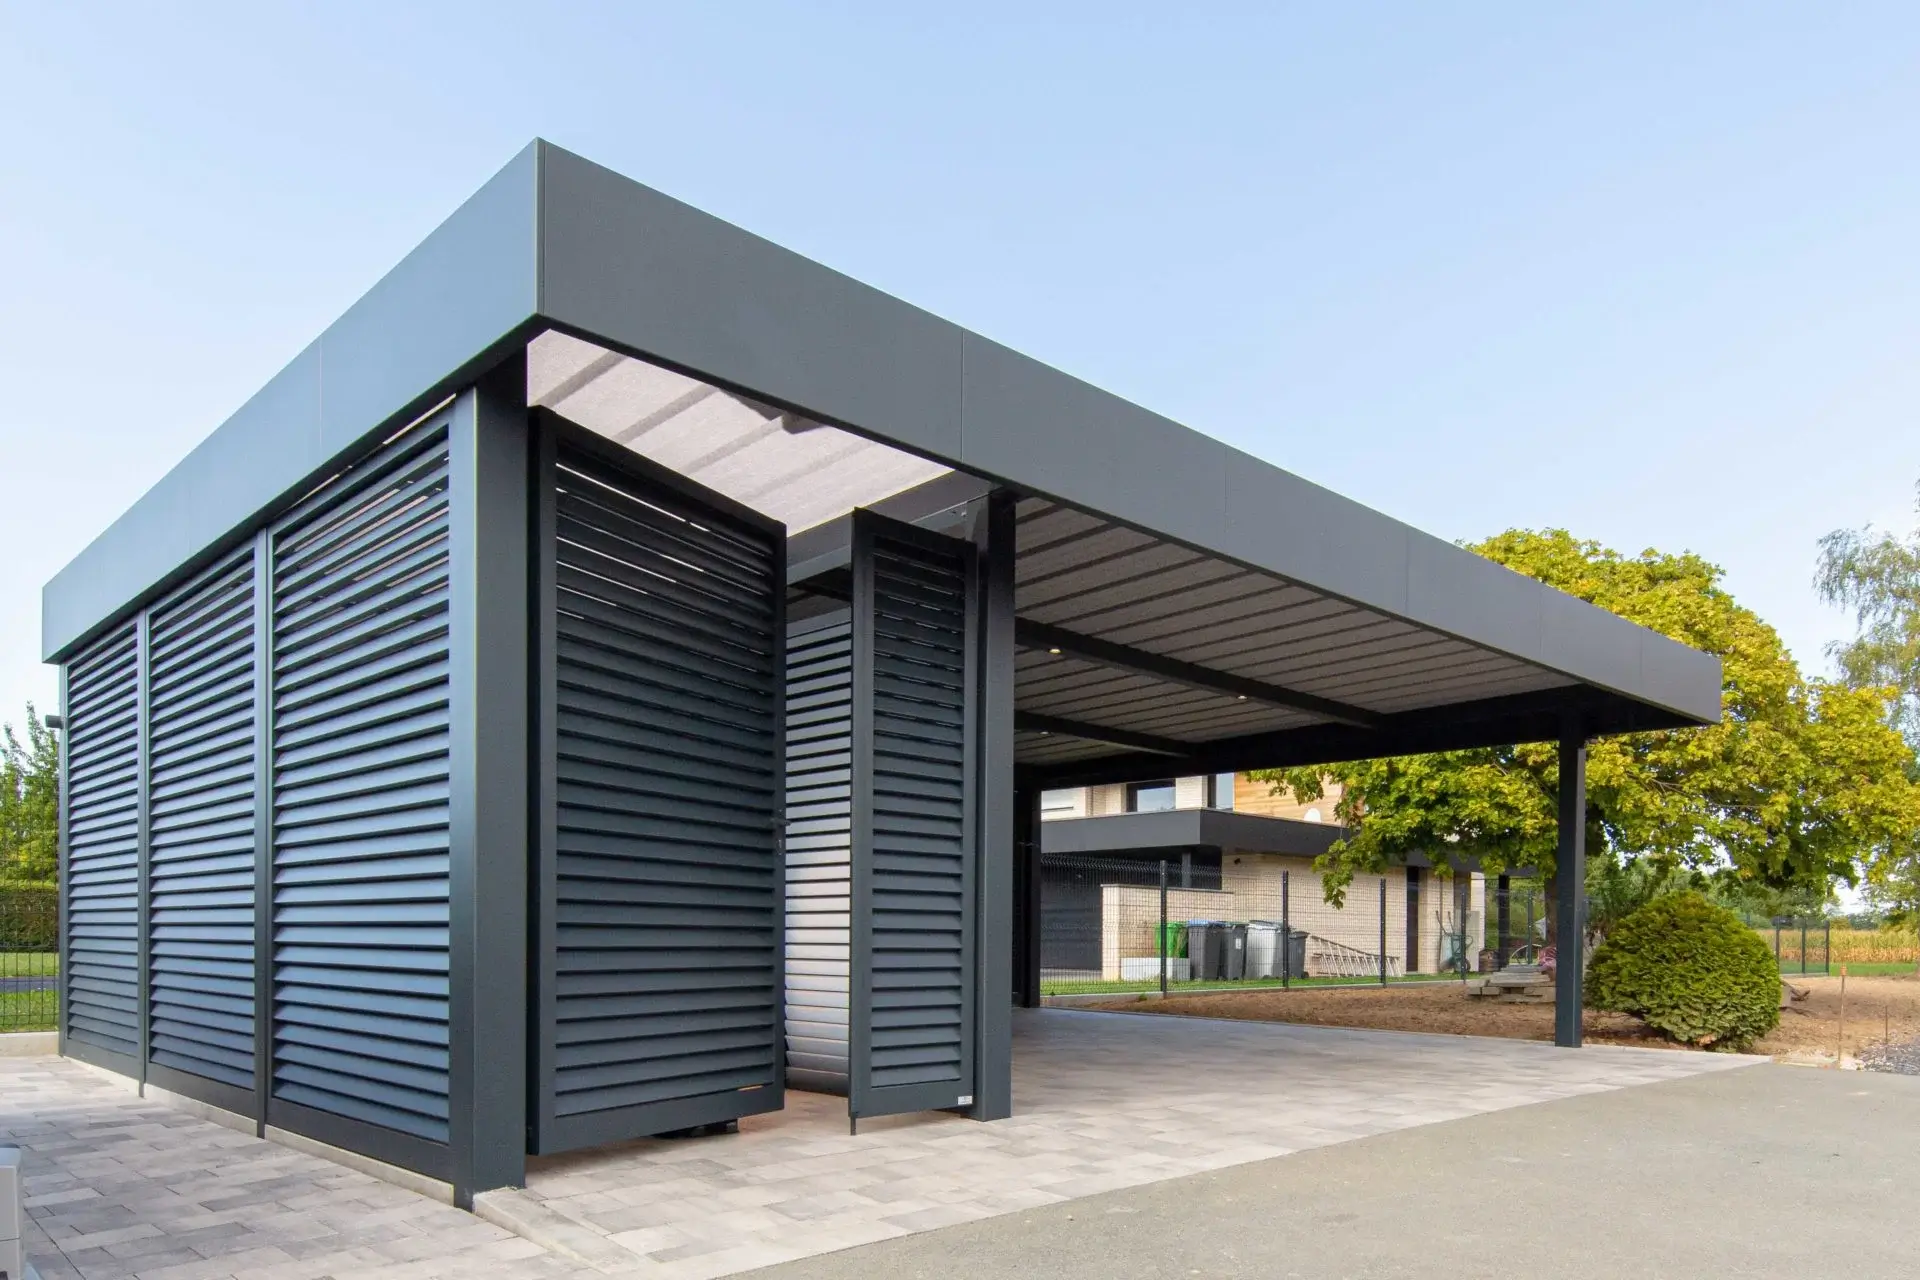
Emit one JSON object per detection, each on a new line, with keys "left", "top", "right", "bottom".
{"left": 472, "top": 1189, "right": 642, "bottom": 1274}
{"left": 265, "top": 1126, "right": 457, "bottom": 1205}
{"left": 0, "top": 1033, "right": 56, "bottom": 1057}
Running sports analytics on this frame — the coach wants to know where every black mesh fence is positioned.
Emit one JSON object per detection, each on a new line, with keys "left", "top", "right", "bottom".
{"left": 1039, "top": 852, "right": 1512, "bottom": 995}
{"left": 0, "top": 880, "right": 58, "bottom": 1034}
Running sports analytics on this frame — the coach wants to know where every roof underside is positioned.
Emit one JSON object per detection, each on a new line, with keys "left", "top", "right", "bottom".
{"left": 530, "top": 332, "right": 1603, "bottom": 777}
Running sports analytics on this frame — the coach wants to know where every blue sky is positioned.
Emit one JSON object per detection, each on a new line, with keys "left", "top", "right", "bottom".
{"left": 3, "top": 3, "right": 1918, "bottom": 727}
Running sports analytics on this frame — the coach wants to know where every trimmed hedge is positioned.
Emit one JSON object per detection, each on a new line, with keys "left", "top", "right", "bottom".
{"left": 1587, "top": 891, "right": 1780, "bottom": 1051}
{"left": 0, "top": 881, "right": 56, "bottom": 950}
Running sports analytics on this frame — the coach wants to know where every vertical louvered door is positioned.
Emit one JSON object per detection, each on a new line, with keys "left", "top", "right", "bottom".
{"left": 782, "top": 611, "right": 854, "bottom": 1095}
{"left": 143, "top": 550, "right": 258, "bottom": 1111}
{"left": 849, "top": 512, "right": 978, "bottom": 1121}
{"left": 63, "top": 621, "right": 143, "bottom": 1073}
{"left": 267, "top": 418, "right": 455, "bottom": 1176}
{"left": 533, "top": 415, "right": 785, "bottom": 1154}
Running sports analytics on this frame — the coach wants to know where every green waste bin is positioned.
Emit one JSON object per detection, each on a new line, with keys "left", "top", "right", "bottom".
{"left": 1155, "top": 921, "right": 1188, "bottom": 960}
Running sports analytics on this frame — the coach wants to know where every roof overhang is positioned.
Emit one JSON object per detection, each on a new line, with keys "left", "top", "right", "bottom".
{"left": 43, "top": 140, "right": 1723, "bottom": 777}
{"left": 1040, "top": 809, "right": 1348, "bottom": 859}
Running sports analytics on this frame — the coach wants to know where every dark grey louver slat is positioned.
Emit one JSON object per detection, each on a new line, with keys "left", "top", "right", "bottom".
{"left": 783, "top": 613, "right": 853, "bottom": 1095}
{"left": 269, "top": 421, "right": 453, "bottom": 1150}
{"left": 850, "top": 513, "right": 977, "bottom": 1120}
{"left": 64, "top": 621, "right": 143, "bottom": 1065}
{"left": 146, "top": 550, "right": 257, "bottom": 1091}
{"left": 534, "top": 418, "right": 785, "bottom": 1153}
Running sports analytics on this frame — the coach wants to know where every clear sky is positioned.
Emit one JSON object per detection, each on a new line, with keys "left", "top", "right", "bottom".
{"left": 3, "top": 3, "right": 1918, "bottom": 730}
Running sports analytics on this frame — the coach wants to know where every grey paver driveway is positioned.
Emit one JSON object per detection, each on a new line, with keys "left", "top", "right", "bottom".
{"left": 2, "top": 1010, "right": 1757, "bottom": 1279}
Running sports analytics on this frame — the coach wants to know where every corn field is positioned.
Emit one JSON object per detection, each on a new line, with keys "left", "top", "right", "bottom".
{"left": 1826, "top": 927, "right": 1920, "bottom": 966}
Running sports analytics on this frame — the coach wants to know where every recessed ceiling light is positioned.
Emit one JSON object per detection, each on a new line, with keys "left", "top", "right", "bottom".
{"left": 1048, "top": 647, "right": 1062, "bottom": 655}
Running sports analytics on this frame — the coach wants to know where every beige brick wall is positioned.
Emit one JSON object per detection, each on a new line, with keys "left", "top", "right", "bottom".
{"left": 1221, "top": 853, "right": 1409, "bottom": 976}
{"left": 1100, "top": 886, "right": 1234, "bottom": 979}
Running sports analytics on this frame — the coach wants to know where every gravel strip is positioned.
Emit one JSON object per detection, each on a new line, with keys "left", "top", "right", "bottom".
{"left": 1859, "top": 1035, "right": 1920, "bottom": 1075}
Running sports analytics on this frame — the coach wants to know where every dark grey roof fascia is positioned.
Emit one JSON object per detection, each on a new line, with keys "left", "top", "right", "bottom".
{"left": 41, "top": 140, "right": 1723, "bottom": 734}
{"left": 40, "top": 144, "right": 544, "bottom": 660}
{"left": 1040, "top": 809, "right": 1347, "bottom": 859}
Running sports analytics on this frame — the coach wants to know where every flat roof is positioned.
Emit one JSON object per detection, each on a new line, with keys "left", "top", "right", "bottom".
{"left": 43, "top": 140, "right": 1721, "bottom": 776}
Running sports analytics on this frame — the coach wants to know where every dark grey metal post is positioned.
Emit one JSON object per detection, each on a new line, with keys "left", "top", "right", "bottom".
{"left": 1824, "top": 921, "right": 1831, "bottom": 975}
{"left": 1495, "top": 873, "right": 1511, "bottom": 970}
{"left": 1013, "top": 784, "right": 1042, "bottom": 1009}
{"left": 1379, "top": 876, "right": 1389, "bottom": 985}
{"left": 446, "top": 363, "right": 530, "bottom": 1206}
{"left": 135, "top": 606, "right": 151, "bottom": 1089}
{"left": 1554, "top": 730, "right": 1587, "bottom": 1047}
{"left": 1800, "top": 924, "right": 1808, "bottom": 977}
{"left": 1158, "top": 859, "right": 1169, "bottom": 997}
{"left": 55, "top": 663, "right": 70, "bottom": 1060}
{"left": 1280, "top": 870, "right": 1290, "bottom": 990}
{"left": 250, "top": 528, "right": 274, "bottom": 1134}
{"left": 971, "top": 489, "right": 1016, "bottom": 1122}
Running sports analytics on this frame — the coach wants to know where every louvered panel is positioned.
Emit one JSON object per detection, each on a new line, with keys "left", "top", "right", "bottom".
{"left": 64, "top": 620, "right": 142, "bottom": 1063}
{"left": 146, "top": 550, "right": 256, "bottom": 1089}
{"left": 851, "top": 515, "right": 976, "bottom": 1119}
{"left": 783, "top": 614, "right": 852, "bottom": 1095}
{"left": 537, "top": 427, "right": 784, "bottom": 1151}
{"left": 270, "top": 423, "right": 453, "bottom": 1146}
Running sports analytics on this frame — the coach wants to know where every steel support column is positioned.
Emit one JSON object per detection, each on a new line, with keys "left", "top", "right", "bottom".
{"left": 971, "top": 490, "right": 1016, "bottom": 1120}
{"left": 1553, "top": 729, "right": 1587, "bottom": 1048}
{"left": 446, "top": 360, "right": 531, "bottom": 1205}
{"left": 1012, "top": 783, "right": 1042, "bottom": 1009}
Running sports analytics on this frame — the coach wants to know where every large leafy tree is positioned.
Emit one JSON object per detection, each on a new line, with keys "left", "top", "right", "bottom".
{"left": 1255, "top": 531, "right": 1920, "bottom": 926}
{"left": 0, "top": 705, "right": 59, "bottom": 882}
{"left": 1817, "top": 484, "right": 1920, "bottom": 746}
{"left": 1819, "top": 484, "right": 1920, "bottom": 924}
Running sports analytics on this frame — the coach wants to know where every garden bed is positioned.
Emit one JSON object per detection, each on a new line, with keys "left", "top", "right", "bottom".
{"left": 1087, "top": 972, "right": 1920, "bottom": 1060}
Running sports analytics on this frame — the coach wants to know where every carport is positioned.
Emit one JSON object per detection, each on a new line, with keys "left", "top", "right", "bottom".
{"left": 41, "top": 140, "right": 1721, "bottom": 1207}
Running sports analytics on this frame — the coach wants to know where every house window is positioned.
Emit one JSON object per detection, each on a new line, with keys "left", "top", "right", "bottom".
{"left": 1127, "top": 780, "right": 1177, "bottom": 813}
{"left": 1206, "top": 773, "right": 1235, "bottom": 809}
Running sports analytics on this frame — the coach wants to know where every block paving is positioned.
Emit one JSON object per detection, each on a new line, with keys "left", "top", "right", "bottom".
{"left": 2, "top": 1010, "right": 1756, "bottom": 1279}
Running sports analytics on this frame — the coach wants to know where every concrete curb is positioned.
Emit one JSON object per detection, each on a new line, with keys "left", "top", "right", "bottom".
{"left": 472, "top": 1188, "right": 648, "bottom": 1273}
{"left": 0, "top": 1033, "right": 55, "bottom": 1058}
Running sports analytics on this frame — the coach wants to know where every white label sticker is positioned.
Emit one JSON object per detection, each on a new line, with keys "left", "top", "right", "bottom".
{"left": 957, "top": 1095, "right": 974, "bottom": 1106}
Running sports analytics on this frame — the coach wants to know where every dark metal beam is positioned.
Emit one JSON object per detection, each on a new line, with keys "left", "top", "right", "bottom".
{"left": 1014, "top": 618, "right": 1383, "bottom": 729}
{"left": 1027, "top": 686, "right": 1692, "bottom": 787}
{"left": 1554, "top": 728, "right": 1588, "bottom": 1048}
{"left": 1016, "top": 710, "right": 1191, "bottom": 757}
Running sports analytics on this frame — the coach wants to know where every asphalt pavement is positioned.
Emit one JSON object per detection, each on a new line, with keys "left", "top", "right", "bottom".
{"left": 746, "top": 1063, "right": 1920, "bottom": 1280}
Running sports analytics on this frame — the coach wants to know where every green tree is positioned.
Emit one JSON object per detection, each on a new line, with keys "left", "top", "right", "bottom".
{"left": 1254, "top": 531, "right": 1920, "bottom": 932}
{"left": 0, "top": 704, "right": 59, "bottom": 882}
{"left": 1817, "top": 483, "right": 1920, "bottom": 746}
{"left": 1818, "top": 486, "right": 1920, "bottom": 927}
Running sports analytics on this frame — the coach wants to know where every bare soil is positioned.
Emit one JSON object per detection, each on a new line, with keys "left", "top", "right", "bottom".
{"left": 1087, "top": 972, "right": 1920, "bottom": 1060}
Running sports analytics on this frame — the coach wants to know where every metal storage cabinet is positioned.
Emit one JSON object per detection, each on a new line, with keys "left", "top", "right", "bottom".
{"left": 530, "top": 414, "right": 787, "bottom": 1154}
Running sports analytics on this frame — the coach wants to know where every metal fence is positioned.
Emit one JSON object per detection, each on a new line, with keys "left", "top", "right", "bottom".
{"left": 1038, "top": 852, "right": 1493, "bottom": 995}
{"left": 0, "top": 881, "right": 58, "bottom": 1034}
{"left": 1767, "top": 919, "right": 1832, "bottom": 976}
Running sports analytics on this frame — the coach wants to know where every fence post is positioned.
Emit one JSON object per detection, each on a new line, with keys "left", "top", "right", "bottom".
{"left": 1158, "top": 859, "right": 1169, "bottom": 997}
{"left": 1495, "top": 875, "right": 1510, "bottom": 970}
{"left": 1281, "top": 870, "right": 1290, "bottom": 990}
{"left": 1774, "top": 923, "right": 1781, "bottom": 971}
{"left": 1824, "top": 920, "right": 1831, "bottom": 976}
{"left": 1379, "top": 876, "right": 1389, "bottom": 985}
{"left": 1801, "top": 923, "right": 1808, "bottom": 977}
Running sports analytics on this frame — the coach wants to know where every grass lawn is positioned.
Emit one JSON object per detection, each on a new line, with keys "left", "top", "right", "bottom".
{"left": 1795, "top": 962, "right": 1920, "bottom": 979}
{"left": 0, "top": 951, "right": 57, "bottom": 978}
{"left": 0, "top": 989, "right": 57, "bottom": 1033}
